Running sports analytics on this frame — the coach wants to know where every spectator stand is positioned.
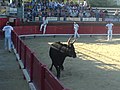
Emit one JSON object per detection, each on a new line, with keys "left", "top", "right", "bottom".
{"left": 21, "top": 1, "right": 119, "bottom": 23}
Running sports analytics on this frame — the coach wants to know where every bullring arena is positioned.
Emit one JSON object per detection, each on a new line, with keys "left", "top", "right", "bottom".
{"left": 1, "top": 19, "right": 120, "bottom": 90}
{"left": 23, "top": 35, "right": 120, "bottom": 90}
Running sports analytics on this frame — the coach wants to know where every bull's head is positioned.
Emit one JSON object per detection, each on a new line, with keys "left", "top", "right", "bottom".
{"left": 67, "top": 36, "right": 76, "bottom": 58}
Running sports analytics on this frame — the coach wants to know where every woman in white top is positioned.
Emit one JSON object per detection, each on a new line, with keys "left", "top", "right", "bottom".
{"left": 2, "top": 22, "right": 13, "bottom": 52}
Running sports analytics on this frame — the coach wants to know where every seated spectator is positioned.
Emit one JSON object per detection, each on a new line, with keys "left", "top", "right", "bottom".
{"left": 90, "top": 9, "right": 95, "bottom": 17}
{"left": 9, "top": 1, "right": 16, "bottom": 8}
{"left": 85, "top": 10, "right": 91, "bottom": 17}
{"left": 99, "top": 9, "right": 105, "bottom": 21}
{"left": 83, "top": 10, "right": 86, "bottom": 17}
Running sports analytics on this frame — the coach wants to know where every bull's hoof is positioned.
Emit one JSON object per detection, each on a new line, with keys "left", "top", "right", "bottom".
{"left": 61, "top": 67, "right": 64, "bottom": 71}
{"left": 61, "top": 66, "right": 64, "bottom": 70}
{"left": 53, "top": 35, "right": 56, "bottom": 38}
{"left": 57, "top": 76, "right": 60, "bottom": 79}
{"left": 49, "top": 68, "right": 52, "bottom": 71}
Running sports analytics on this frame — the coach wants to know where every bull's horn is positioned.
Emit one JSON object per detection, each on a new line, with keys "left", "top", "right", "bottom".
{"left": 67, "top": 35, "right": 73, "bottom": 44}
{"left": 72, "top": 39, "right": 77, "bottom": 44}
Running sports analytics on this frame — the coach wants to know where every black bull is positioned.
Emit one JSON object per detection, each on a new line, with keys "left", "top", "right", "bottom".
{"left": 49, "top": 37, "right": 76, "bottom": 79}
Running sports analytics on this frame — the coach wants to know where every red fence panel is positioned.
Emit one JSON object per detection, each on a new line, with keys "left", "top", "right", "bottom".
{"left": 92, "top": 26, "right": 106, "bottom": 34}
{"left": 12, "top": 31, "right": 19, "bottom": 52}
{"left": 25, "top": 46, "right": 33, "bottom": 76}
{"left": 13, "top": 26, "right": 23, "bottom": 35}
{"left": 44, "top": 67, "right": 68, "bottom": 90}
{"left": 20, "top": 40, "right": 27, "bottom": 67}
{"left": 113, "top": 26, "right": 120, "bottom": 34}
{"left": 46, "top": 26, "right": 56, "bottom": 34}
{"left": 0, "top": 18, "right": 8, "bottom": 29}
{"left": 32, "top": 55, "right": 44, "bottom": 90}
{"left": 14, "top": 26, "right": 41, "bottom": 35}
{"left": 17, "top": 37, "right": 21, "bottom": 57}
{"left": 13, "top": 22, "right": 120, "bottom": 35}
{"left": 55, "top": 26, "right": 73, "bottom": 34}
{"left": 34, "top": 26, "right": 41, "bottom": 34}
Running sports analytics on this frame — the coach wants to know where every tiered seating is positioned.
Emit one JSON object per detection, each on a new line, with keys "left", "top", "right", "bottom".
{"left": 93, "top": 7, "right": 120, "bottom": 16}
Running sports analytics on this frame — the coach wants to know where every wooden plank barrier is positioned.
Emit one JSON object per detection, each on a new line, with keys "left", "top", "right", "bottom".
{"left": 12, "top": 30, "right": 70, "bottom": 90}
{"left": 13, "top": 22, "right": 120, "bottom": 35}
{"left": 44, "top": 67, "right": 70, "bottom": 90}
{"left": 25, "top": 46, "right": 33, "bottom": 77}
{"left": 32, "top": 55, "right": 45, "bottom": 90}
{"left": 20, "top": 41, "right": 26, "bottom": 68}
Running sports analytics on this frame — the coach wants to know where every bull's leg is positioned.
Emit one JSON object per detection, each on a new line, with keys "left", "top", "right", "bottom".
{"left": 60, "top": 65, "right": 64, "bottom": 70}
{"left": 54, "top": 65, "right": 61, "bottom": 79}
{"left": 49, "top": 63, "right": 53, "bottom": 71}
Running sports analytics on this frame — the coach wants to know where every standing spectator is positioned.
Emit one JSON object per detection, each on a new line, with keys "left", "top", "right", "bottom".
{"left": 2, "top": 22, "right": 13, "bottom": 52}
{"left": 73, "top": 22, "right": 80, "bottom": 39}
{"left": 114, "top": 9, "right": 119, "bottom": 18}
{"left": 40, "top": 17, "right": 48, "bottom": 34}
{"left": 83, "top": 0, "right": 87, "bottom": 9}
{"left": 106, "top": 21, "right": 114, "bottom": 41}
{"left": 94, "top": 8, "right": 100, "bottom": 21}
{"left": 27, "top": 10, "right": 32, "bottom": 21}
{"left": 99, "top": 9, "right": 105, "bottom": 21}
{"left": 79, "top": 10, "right": 83, "bottom": 21}
{"left": 104, "top": 9, "right": 108, "bottom": 17}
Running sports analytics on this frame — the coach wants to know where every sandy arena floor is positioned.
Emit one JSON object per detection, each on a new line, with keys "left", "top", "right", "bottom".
{"left": 23, "top": 35, "right": 120, "bottom": 90}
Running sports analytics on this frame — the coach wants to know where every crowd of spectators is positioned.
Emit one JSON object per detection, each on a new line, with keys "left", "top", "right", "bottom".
{"left": 1, "top": 0, "right": 119, "bottom": 22}
{"left": 23, "top": 0, "right": 109, "bottom": 21}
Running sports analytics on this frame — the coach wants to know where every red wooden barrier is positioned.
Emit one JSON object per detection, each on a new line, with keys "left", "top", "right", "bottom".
{"left": 32, "top": 55, "right": 45, "bottom": 90}
{"left": 12, "top": 31, "right": 70, "bottom": 90}
{"left": 25, "top": 46, "right": 32, "bottom": 76}
{"left": 0, "top": 18, "right": 8, "bottom": 29}
{"left": 17, "top": 37, "right": 21, "bottom": 58}
{"left": 20, "top": 41, "right": 26, "bottom": 68}
{"left": 44, "top": 67, "right": 69, "bottom": 90}
{"left": 12, "top": 31, "right": 17, "bottom": 49}
{"left": 15, "top": 23, "right": 120, "bottom": 35}
{"left": 0, "top": 18, "right": 8, "bottom": 38}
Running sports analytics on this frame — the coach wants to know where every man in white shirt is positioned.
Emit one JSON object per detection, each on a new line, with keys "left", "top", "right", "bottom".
{"left": 106, "top": 21, "right": 114, "bottom": 41}
{"left": 2, "top": 21, "right": 13, "bottom": 52}
{"left": 74, "top": 22, "right": 80, "bottom": 39}
{"left": 83, "top": 0, "right": 87, "bottom": 9}
{"left": 40, "top": 17, "right": 48, "bottom": 34}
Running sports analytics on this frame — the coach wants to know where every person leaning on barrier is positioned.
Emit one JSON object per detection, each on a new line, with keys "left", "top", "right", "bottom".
{"left": 2, "top": 21, "right": 13, "bottom": 53}
{"left": 105, "top": 21, "right": 114, "bottom": 41}
{"left": 40, "top": 17, "right": 48, "bottom": 34}
{"left": 73, "top": 22, "right": 80, "bottom": 39}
